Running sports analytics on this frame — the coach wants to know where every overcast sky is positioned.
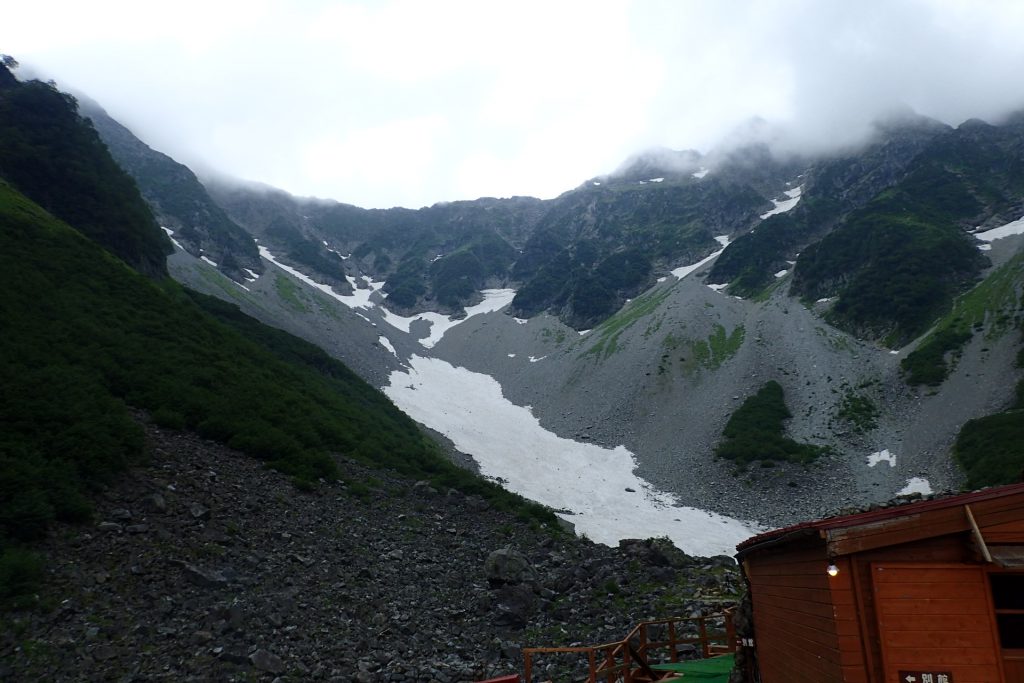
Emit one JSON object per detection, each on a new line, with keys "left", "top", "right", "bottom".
{"left": 5, "top": 0, "right": 1024, "bottom": 209}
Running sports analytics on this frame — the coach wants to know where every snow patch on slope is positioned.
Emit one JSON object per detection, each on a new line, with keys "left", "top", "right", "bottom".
{"left": 975, "top": 215, "right": 1024, "bottom": 245}
{"left": 759, "top": 185, "right": 803, "bottom": 219}
{"left": 867, "top": 449, "right": 896, "bottom": 467}
{"left": 161, "top": 227, "right": 184, "bottom": 251}
{"left": 384, "top": 356, "right": 763, "bottom": 555}
{"left": 897, "top": 477, "right": 932, "bottom": 496}
{"left": 671, "top": 235, "right": 732, "bottom": 280}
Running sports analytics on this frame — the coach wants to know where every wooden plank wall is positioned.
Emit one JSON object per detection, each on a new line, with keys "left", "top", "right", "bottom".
{"left": 746, "top": 492, "right": 1024, "bottom": 683}
{"left": 746, "top": 540, "right": 856, "bottom": 683}
{"left": 871, "top": 564, "right": 1003, "bottom": 683}
{"left": 846, "top": 534, "right": 973, "bottom": 682}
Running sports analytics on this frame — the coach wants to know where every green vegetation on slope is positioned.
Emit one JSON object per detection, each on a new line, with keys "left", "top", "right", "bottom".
{"left": 902, "top": 252, "right": 1024, "bottom": 385}
{"left": 513, "top": 180, "right": 764, "bottom": 328}
{"left": 81, "top": 99, "right": 261, "bottom": 274}
{"left": 659, "top": 324, "right": 745, "bottom": 377}
{"left": 691, "top": 324, "right": 746, "bottom": 370}
{"left": 954, "top": 327, "right": 1024, "bottom": 488}
{"left": 716, "top": 381, "right": 827, "bottom": 467}
{"left": 795, "top": 195, "right": 985, "bottom": 345}
{"left": 0, "top": 183, "right": 554, "bottom": 552}
{"left": 835, "top": 392, "right": 880, "bottom": 432}
{"left": 0, "top": 64, "right": 169, "bottom": 277}
{"left": 582, "top": 286, "right": 675, "bottom": 360}
{"left": 901, "top": 328, "right": 974, "bottom": 386}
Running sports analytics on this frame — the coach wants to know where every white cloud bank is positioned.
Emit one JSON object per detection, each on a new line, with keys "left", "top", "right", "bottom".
{"left": 5, "top": 1, "right": 1024, "bottom": 209}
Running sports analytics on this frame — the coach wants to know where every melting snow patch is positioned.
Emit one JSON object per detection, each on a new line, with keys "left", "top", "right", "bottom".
{"left": 648, "top": 177, "right": 664, "bottom": 183}
{"left": 672, "top": 236, "right": 732, "bottom": 280}
{"left": 816, "top": 297, "right": 833, "bottom": 303}
{"left": 657, "top": 276, "right": 668, "bottom": 283}
{"left": 578, "top": 329, "right": 591, "bottom": 335}
{"left": 774, "top": 269, "right": 789, "bottom": 278}
{"left": 259, "top": 245, "right": 385, "bottom": 310}
{"left": 243, "top": 268, "right": 260, "bottom": 281}
{"left": 707, "top": 283, "right": 729, "bottom": 291}
{"left": 867, "top": 449, "right": 896, "bottom": 467}
{"left": 378, "top": 336, "right": 397, "bottom": 357}
{"left": 419, "top": 289, "right": 516, "bottom": 348}
{"left": 200, "top": 255, "right": 218, "bottom": 267}
{"left": 384, "top": 356, "right": 763, "bottom": 554}
{"left": 507, "top": 353, "right": 516, "bottom": 358}
{"left": 160, "top": 227, "right": 185, "bottom": 250}
{"left": 529, "top": 355, "right": 546, "bottom": 363}
{"left": 898, "top": 477, "right": 933, "bottom": 496}
{"left": 233, "top": 280, "right": 250, "bottom": 292}
{"left": 759, "top": 185, "right": 803, "bottom": 219}
{"left": 978, "top": 244, "right": 993, "bottom": 251}
{"left": 975, "top": 215, "right": 1024, "bottom": 244}
{"left": 692, "top": 168, "right": 709, "bottom": 179}
{"left": 592, "top": 181, "right": 601, "bottom": 186}
{"left": 514, "top": 318, "right": 529, "bottom": 325}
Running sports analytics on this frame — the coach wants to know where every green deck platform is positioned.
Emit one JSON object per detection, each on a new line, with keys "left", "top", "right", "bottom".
{"left": 650, "top": 653, "right": 734, "bottom": 681}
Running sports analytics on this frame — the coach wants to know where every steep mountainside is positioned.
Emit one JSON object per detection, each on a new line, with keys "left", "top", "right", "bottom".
{"left": 54, "top": 77, "right": 1024, "bottom": 535}
{"left": 205, "top": 147, "right": 802, "bottom": 329}
{"left": 80, "top": 97, "right": 263, "bottom": 283}
{"left": 0, "top": 64, "right": 170, "bottom": 277}
{"left": 0, "top": 71, "right": 551, "bottom": 559}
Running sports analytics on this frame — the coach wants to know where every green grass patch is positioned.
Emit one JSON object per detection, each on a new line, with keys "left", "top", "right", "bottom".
{"left": 835, "top": 392, "right": 880, "bottom": 432}
{"left": 716, "top": 381, "right": 828, "bottom": 467}
{"left": 662, "top": 324, "right": 744, "bottom": 376}
{"left": 955, "top": 409, "right": 1024, "bottom": 489}
{"left": 274, "top": 272, "right": 310, "bottom": 312}
{"left": 901, "top": 328, "right": 973, "bottom": 386}
{"left": 583, "top": 286, "right": 675, "bottom": 360}
{"left": 902, "top": 253, "right": 1023, "bottom": 386}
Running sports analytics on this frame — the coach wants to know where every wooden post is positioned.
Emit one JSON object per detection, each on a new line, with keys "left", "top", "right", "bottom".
{"left": 725, "top": 609, "right": 737, "bottom": 653}
{"left": 524, "top": 651, "right": 532, "bottom": 683}
{"left": 669, "top": 620, "right": 678, "bottom": 662}
{"left": 588, "top": 650, "right": 597, "bottom": 682}
{"left": 698, "top": 616, "right": 709, "bottom": 658}
{"left": 965, "top": 504, "right": 993, "bottom": 563}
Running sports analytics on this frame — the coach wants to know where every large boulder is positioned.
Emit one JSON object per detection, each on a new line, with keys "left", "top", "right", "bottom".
{"left": 484, "top": 548, "right": 537, "bottom": 586}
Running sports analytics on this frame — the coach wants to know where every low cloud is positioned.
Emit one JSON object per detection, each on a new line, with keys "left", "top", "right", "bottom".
{"left": 3, "top": 0, "right": 1024, "bottom": 208}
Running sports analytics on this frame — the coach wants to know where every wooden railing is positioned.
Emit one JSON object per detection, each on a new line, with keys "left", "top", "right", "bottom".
{"left": 523, "top": 609, "right": 735, "bottom": 683}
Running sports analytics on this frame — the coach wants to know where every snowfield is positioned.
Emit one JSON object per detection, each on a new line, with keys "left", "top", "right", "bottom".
{"left": 671, "top": 235, "right": 731, "bottom": 280}
{"left": 759, "top": 185, "right": 803, "bottom": 219}
{"left": 259, "top": 246, "right": 515, "bottom": 348}
{"left": 384, "top": 355, "right": 764, "bottom": 556}
{"left": 975, "top": 215, "right": 1024, "bottom": 244}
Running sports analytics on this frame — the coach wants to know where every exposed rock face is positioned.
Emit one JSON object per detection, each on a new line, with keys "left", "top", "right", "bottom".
{"left": 3, "top": 417, "right": 742, "bottom": 681}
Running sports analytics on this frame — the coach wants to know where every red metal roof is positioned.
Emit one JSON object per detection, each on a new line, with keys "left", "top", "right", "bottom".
{"left": 736, "top": 480, "right": 1024, "bottom": 555}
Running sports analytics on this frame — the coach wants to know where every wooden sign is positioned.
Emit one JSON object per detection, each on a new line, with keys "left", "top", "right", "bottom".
{"left": 898, "top": 672, "right": 953, "bottom": 683}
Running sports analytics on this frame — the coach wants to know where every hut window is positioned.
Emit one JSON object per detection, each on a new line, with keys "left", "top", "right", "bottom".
{"left": 990, "top": 574, "right": 1024, "bottom": 649}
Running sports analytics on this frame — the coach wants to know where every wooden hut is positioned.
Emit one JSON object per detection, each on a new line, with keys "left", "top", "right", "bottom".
{"left": 735, "top": 482, "right": 1024, "bottom": 683}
